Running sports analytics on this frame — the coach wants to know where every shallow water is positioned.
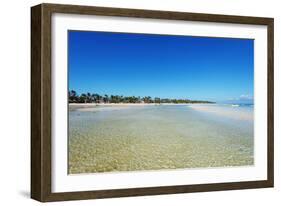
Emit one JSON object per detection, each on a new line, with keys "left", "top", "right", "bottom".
{"left": 68, "top": 104, "right": 254, "bottom": 174}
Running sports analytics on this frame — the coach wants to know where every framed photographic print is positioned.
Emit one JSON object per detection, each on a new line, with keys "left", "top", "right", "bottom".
{"left": 31, "top": 3, "right": 274, "bottom": 202}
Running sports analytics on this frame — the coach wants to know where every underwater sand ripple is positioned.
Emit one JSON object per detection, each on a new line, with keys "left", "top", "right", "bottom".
{"left": 68, "top": 105, "right": 254, "bottom": 174}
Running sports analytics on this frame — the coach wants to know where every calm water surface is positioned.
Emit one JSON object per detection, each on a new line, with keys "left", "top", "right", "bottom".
{"left": 68, "top": 104, "right": 254, "bottom": 174}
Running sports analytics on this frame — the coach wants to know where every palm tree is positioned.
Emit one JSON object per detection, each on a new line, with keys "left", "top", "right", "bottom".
{"left": 79, "top": 93, "right": 87, "bottom": 103}
{"left": 96, "top": 94, "right": 101, "bottom": 103}
{"left": 86, "top": 92, "right": 92, "bottom": 103}
{"left": 155, "top": 97, "right": 161, "bottom": 104}
{"left": 119, "top": 95, "right": 124, "bottom": 103}
{"left": 143, "top": 96, "right": 152, "bottom": 103}
{"left": 103, "top": 94, "right": 109, "bottom": 103}
{"left": 90, "top": 93, "right": 96, "bottom": 103}
{"left": 70, "top": 91, "right": 215, "bottom": 104}
{"left": 68, "top": 90, "right": 78, "bottom": 103}
{"left": 110, "top": 95, "right": 117, "bottom": 103}
{"left": 91, "top": 93, "right": 100, "bottom": 103}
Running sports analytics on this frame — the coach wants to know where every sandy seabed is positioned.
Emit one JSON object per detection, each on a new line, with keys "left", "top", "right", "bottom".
{"left": 68, "top": 104, "right": 254, "bottom": 174}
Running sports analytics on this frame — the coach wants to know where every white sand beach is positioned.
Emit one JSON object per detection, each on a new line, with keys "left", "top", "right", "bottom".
{"left": 69, "top": 103, "right": 192, "bottom": 112}
{"left": 188, "top": 104, "right": 253, "bottom": 121}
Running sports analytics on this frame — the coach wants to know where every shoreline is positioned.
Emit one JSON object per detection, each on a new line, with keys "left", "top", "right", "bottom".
{"left": 69, "top": 103, "right": 196, "bottom": 111}
{"left": 69, "top": 104, "right": 254, "bottom": 122}
{"left": 189, "top": 104, "right": 253, "bottom": 121}
{"left": 68, "top": 103, "right": 205, "bottom": 112}
{"left": 69, "top": 103, "right": 212, "bottom": 106}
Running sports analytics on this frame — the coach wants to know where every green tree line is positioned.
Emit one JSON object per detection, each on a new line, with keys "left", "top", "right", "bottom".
{"left": 68, "top": 90, "right": 214, "bottom": 104}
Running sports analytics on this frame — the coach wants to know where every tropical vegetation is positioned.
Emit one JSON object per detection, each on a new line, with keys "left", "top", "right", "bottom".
{"left": 68, "top": 90, "right": 214, "bottom": 104}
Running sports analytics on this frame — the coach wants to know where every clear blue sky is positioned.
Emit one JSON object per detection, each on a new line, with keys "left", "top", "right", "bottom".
{"left": 68, "top": 30, "right": 254, "bottom": 102}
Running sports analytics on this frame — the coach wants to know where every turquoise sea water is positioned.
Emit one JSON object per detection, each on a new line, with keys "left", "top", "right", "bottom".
{"left": 68, "top": 104, "right": 254, "bottom": 174}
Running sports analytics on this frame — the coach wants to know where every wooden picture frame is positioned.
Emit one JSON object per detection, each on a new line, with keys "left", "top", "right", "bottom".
{"left": 31, "top": 3, "right": 274, "bottom": 202}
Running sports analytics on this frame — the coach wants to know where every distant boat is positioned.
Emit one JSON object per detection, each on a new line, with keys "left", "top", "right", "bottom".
{"left": 231, "top": 104, "right": 240, "bottom": 107}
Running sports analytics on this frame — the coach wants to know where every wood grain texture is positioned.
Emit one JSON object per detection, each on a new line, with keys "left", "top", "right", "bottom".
{"left": 31, "top": 3, "right": 274, "bottom": 202}
{"left": 42, "top": 3, "right": 273, "bottom": 25}
{"left": 267, "top": 20, "right": 274, "bottom": 186}
{"left": 31, "top": 4, "right": 42, "bottom": 201}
